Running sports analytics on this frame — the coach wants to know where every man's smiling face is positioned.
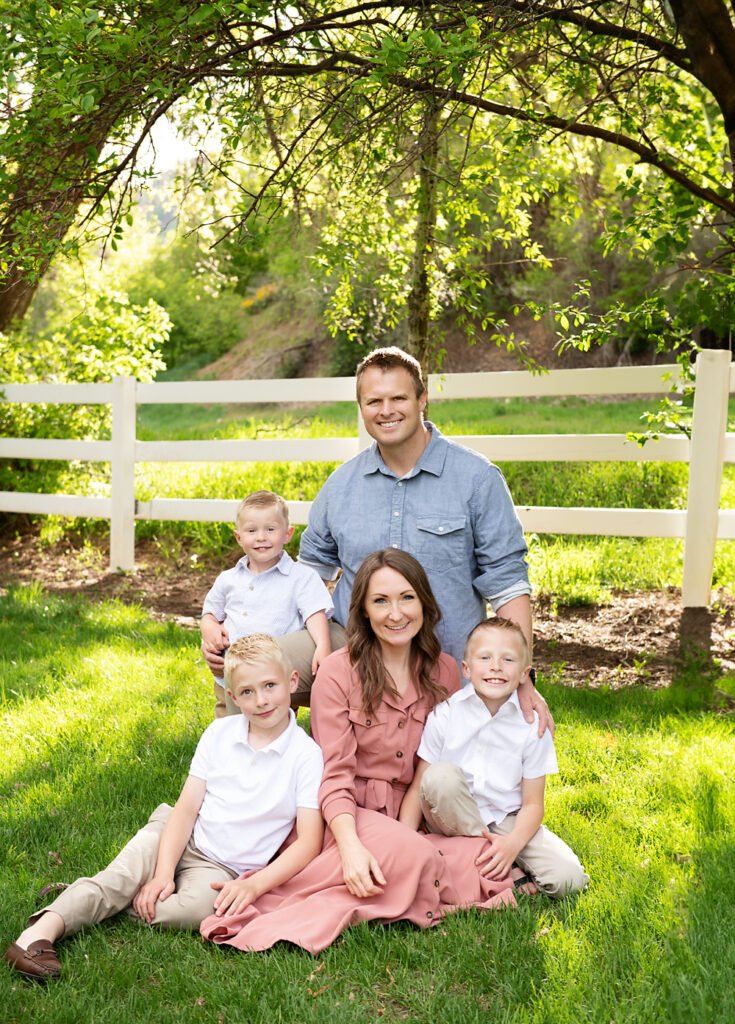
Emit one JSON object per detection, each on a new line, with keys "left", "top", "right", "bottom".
{"left": 357, "top": 366, "right": 427, "bottom": 450}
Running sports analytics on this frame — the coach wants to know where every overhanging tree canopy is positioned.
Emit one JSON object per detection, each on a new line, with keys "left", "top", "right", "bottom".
{"left": 2, "top": 1, "right": 734, "bottom": 347}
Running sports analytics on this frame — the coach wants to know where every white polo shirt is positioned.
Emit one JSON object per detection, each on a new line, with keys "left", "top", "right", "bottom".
{"left": 190, "top": 710, "right": 323, "bottom": 874}
{"left": 417, "top": 688, "right": 558, "bottom": 825}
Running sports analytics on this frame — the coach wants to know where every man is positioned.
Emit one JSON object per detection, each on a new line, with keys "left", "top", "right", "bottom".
{"left": 282, "top": 346, "right": 544, "bottom": 722}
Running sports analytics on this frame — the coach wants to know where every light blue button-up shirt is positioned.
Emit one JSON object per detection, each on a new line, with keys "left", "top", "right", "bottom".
{"left": 299, "top": 423, "right": 530, "bottom": 664}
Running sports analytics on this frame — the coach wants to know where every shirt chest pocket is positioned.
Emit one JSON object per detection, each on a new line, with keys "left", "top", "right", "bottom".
{"left": 414, "top": 515, "right": 468, "bottom": 573}
{"left": 347, "top": 707, "right": 389, "bottom": 755}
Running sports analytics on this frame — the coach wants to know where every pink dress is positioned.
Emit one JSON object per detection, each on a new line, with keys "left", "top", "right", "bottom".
{"left": 200, "top": 649, "right": 517, "bottom": 954}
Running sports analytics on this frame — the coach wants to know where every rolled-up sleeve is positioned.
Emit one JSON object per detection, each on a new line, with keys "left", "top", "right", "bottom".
{"left": 310, "top": 657, "right": 359, "bottom": 824}
{"left": 470, "top": 466, "right": 530, "bottom": 601}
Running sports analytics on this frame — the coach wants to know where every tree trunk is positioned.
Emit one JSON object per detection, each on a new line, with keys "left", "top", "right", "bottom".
{"left": 668, "top": 0, "right": 735, "bottom": 198}
{"left": 406, "top": 98, "right": 441, "bottom": 375}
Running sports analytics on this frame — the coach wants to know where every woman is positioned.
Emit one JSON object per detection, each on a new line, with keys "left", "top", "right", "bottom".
{"left": 201, "top": 550, "right": 517, "bottom": 954}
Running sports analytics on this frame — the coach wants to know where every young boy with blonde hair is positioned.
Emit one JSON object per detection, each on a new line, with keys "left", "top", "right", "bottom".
{"left": 4, "top": 635, "right": 324, "bottom": 982}
{"left": 201, "top": 490, "right": 335, "bottom": 717}
{"left": 400, "top": 618, "right": 588, "bottom": 898}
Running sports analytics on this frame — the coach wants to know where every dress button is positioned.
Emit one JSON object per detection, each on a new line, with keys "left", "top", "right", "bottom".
{"left": 434, "top": 880, "right": 440, "bottom": 887}
{"left": 393, "top": 511, "right": 400, "bottom": 517}
{"left": 398, "top": 721, "right": 405, "bottom": 729}
{"left": 366, "top": 720, "right": 371, "bottom": 726}
{"left": 396, "top": 751, "right": 404, "bottom": 758}
{"left": 438, "top": 526, "right": 444, "bottom": 533}
{"left": 391, "top": 778, "right": 398, "bottom": 784}
{"left": 426, "top": 911, "right": 433, "bottom": 919}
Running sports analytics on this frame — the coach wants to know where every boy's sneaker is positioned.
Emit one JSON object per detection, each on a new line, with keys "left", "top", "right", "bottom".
{"left": 3, "top": 940, "right": 62, "bottom": 982}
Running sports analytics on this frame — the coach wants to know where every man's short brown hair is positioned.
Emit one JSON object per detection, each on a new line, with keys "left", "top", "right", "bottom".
{"left": 355, "top": 346, "right": 425, "bottom": 400}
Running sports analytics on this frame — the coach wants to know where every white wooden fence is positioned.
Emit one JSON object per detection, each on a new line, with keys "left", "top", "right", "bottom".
{"left": 1, "top": 349, "right": 733, "bottom": 607}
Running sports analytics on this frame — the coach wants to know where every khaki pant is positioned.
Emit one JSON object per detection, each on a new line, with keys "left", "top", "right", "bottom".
{"left": 29, "top": 804, "right": 237, "bottom": 935}
{"left": 419, "top": 762, "right": 589, "bottom": 898}
{"left": 215, "top": 622, "right": 347, "bottom": 716}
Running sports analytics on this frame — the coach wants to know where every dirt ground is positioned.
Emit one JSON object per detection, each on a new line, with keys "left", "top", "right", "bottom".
{"left": 2, "top": 526, "right": 733, "bottom": 689}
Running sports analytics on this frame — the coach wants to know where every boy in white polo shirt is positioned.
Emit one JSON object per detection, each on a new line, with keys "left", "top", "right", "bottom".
{"left": 399, "top": 618, "right": 588, "bottom": 898}
{"left": 3, "top": 635, "right": 324, "bottom": 983}
{"left": 201, "top": 490, "right": 337, "bottom": 717}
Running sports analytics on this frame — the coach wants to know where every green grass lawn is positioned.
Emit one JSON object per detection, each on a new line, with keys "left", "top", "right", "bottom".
{"left": 2, "top": 586, "right": 734, "bottom": 1023}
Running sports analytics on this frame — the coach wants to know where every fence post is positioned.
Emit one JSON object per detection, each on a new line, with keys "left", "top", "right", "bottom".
{"left": 682, "top": 349, "right": 732, "bottom": 607}
{"left": 110, "top": 375, "right": 137, "bottom": 571}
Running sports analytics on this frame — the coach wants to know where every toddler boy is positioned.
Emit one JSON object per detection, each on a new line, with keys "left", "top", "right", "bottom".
{"left": 400, "top": 618, "right": 588, "bottom": 898}
{"left": 3, "top": 635, "right": 324, "bottom": 982}
{"left": 201, "top": 490, "right": 334, "bottom": 717}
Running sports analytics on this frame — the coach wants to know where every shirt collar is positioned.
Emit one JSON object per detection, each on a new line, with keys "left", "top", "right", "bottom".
{"left": 459, "top": 683, "right": 522, "bottom": 718}
{"left": 236, "top": 550, "right": 293, "bottom": 576}
{"left": 361, "top": 421, "right": 448, "bottom": 479}
{"left": 240, "top": 708, "right": 297, "bottom": 754}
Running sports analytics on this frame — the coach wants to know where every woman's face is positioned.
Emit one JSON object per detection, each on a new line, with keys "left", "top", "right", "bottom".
{"left": 363, "top": 566, "right": 424, "bottom": 649}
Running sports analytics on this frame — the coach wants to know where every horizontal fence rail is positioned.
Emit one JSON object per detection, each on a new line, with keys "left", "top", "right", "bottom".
{"left": 1, "top": 352, "right": 733, "bottom": 607}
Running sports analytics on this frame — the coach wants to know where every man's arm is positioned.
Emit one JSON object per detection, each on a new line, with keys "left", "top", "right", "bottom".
{"left": 210, "top": 807, "right": 324, "bottom": 917}
{"left": 132, "top": 776, "right": 206, "bottom": 923}
{"left": 495, "top": 593, "right": 554, "bottom": 737}
{"left": 475, "top": 775, "right": 545, "bottom": 880}
{"left": 297, "top": 484, "right": 341, "bottom": 579}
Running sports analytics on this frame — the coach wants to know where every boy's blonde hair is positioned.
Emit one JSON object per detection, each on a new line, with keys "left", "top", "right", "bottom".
{"left": 235, "top": 490, "right": 289, "bottom": 528}
{"left": 224, "top": 634, "right": 293, "bottom": 687}
{"left": 464, "top": 617, "right": 530, "bottom": 665}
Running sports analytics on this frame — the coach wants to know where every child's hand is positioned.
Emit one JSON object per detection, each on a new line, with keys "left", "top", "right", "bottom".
{"left": 475, "top": 829, "right": 519, "bottom": 881}
{"left": 201, "top": 618, "right": 229, "bottom": 674}
{"left": 211, "top": 876, "right": 263, "bottom": 917}
{"left": 132, "top": 876, "right": 175, "bottom": 924}
{"left": 201, "top": 618, "right": 228, "bottom": 651}
{"left": 311, "top": 643, "right": 330, "bottom": 676}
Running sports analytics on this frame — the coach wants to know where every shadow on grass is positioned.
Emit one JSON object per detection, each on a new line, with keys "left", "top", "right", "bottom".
{"left": 660, "top": 773, "right": 735, "bottom": 1022}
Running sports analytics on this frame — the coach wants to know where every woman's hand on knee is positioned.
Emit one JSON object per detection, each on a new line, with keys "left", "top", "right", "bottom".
{"left": 339, "top": 838, "right": 386, "bottom": 898}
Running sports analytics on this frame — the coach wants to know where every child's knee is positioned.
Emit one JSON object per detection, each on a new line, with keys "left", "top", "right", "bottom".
{"left": 152, "top": 889, "right": 216, "bottom": 931}
{"left": 419, "top": 762, "right": 466, "bottom": 804}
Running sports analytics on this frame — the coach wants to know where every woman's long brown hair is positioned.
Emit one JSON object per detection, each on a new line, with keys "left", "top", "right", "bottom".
{"left": 346, "top": 549, "right": 447, "bottom": 716}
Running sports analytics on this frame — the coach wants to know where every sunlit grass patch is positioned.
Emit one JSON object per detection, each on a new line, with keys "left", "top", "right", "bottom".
{"left": 528, "top": 535, "right": 684, "bottom": 604}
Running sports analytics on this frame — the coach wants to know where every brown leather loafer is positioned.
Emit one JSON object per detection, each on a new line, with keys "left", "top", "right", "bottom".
{"left": 3, "top": 940, "right": 61, "bottom": 982}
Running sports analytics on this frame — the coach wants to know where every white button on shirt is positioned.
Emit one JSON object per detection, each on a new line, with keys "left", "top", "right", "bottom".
{"left": 190, "top": 710, "right": 324, "bottom": 874}
{"left": 417, "top": 688, "right": 558, "bottom": 825}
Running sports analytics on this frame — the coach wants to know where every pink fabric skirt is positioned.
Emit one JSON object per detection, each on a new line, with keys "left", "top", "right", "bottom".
{"left": 200, "top": 809, "right": 516, "bottom": 954}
